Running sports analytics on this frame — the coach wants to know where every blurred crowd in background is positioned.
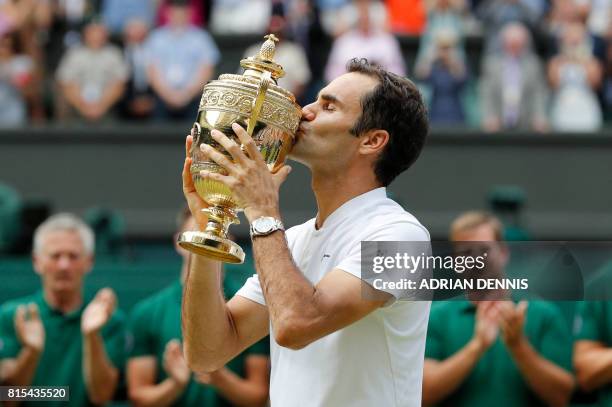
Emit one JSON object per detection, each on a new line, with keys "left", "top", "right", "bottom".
{"left": 0, "top": 0, "right": 611, "bottom": 131}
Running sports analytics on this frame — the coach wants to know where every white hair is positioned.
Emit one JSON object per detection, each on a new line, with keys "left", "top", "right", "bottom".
{"left": 33, "top": 213, "right": 95, "bottom": 255}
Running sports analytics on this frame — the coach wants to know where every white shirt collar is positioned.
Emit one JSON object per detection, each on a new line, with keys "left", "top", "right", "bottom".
{"left": 315, "top": 187, "right": 387, "bottom": 231}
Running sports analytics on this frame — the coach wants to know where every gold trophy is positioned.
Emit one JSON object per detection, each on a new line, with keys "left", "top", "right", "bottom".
{"left": 178, "top": 34, "right": 302, "bottom": 264}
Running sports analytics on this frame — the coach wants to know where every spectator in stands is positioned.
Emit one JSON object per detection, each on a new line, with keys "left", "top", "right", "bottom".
{"left": 55, "top": 19, "right": 129, "bottom": 122}
{"left": 0, "top": 213, "right": 127, "bottom": 406}
{"left": 416, "top": 30, "right": 467, "bottom": 125}
{"left": 127, "top": 209, "right": 270, "bottom": 406}
{"left": 243, "top": 15, "right": 311, "bottom": 102}
{"left": 480, "top": 23, "right": 548, "bottom": 132}
{"left": 48, "top": 0, "right": 104, "bottom": 51}
{"left": 476, "top": 0, "right": 541, "bottom": 54}
{"left": 319, "top": 0, "right": 388, "bottom": 37}
{"left": 548, "top": 21, "right": 603, "bottom": 131}
{"left": 209, "top": 0, "right": 271, "bottom": 35}
{"left": 0, "top": 31, "right": 34, "bottom": 126}
{"left": 101, "top": 0, "right": 156, "bottom": 36}
{"left": 422, "top": 211, "right": 574, "bottom": 407}
{"left": 415, "top": 0, "right": 467, "bottom": 81}
{"left": 146, "top": 0, "right": 219, "bottom": 121}
{"left": 157, "top": 0, "right": 209, "bottom": 28}
{"left": 120, "top": 18, "right": 155, "bottom": 120}
{"left": 324, "top": 0, "right": 405, "bottom": 82}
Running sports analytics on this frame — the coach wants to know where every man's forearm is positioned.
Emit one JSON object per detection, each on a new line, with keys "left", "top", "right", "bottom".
{"left": 509, "top": 338, "right": 574, "bottom": 407}
{"left": 208, "top": 367, "right": 268, "bottom": 407}
{"left": 252, "top": 231, "right": 321, "bottom": 348}
{"left": 2, "top": 347, "right": 41, "bottom": 386}
{"left": 575, "top": 347, "right": 612, "bottom": 391}
{"left": 129, "top": 378, "right": 188, "bottom": 407}
{"left": 98, "top": 81, "right": 126, "bottom": 111}
{"left": 422, "top": 339, "right": 484, "bottom": 406}
{"left": 182, "top": 255, "right": 235, "bottom": 372}
{"left": 82, "top": 331, "right": 119, "bottom": 405}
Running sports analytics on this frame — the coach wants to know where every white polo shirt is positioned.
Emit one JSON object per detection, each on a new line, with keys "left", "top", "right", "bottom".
{"left": 236, "top": 187, "right": 431, "bottom": 407}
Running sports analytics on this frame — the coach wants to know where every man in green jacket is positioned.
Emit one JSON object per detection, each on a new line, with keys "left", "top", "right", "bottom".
{"left": 0, "top": 213, "right": 127, "bottom": 406}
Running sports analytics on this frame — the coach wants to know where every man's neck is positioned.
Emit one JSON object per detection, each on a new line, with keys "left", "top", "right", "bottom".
{"left": 44, "top": 289, "right": 83, "bottom": 314}
{"left": 311, "top": 168, "right": 381, "bottom": 229}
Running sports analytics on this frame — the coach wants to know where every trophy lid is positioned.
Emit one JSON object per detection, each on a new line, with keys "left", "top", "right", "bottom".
{"left": 240, "top": 34, "right": 285, "bottom": 82}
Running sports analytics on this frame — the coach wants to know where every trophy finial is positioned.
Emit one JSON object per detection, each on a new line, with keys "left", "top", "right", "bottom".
{"left": 259, "top": 34, "right": 279, "bottom": 62}
{"left": 240, "top": 33, "right": 285, "bottom": 80}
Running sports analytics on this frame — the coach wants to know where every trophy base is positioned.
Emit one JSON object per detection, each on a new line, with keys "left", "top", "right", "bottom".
{"left": 178, "top": 231, "right": 245, "bottom": 264}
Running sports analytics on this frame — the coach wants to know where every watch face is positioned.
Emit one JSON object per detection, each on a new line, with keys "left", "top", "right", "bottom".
{"left": 256, "top": 218, "right": 275, "bottom": 233}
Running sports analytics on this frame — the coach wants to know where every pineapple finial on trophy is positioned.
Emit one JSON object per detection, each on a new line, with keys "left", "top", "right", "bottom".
{"left": 259, "top": 34, "right": 279, "bottom": 61}
{"left": 240, "top": 34, "right": 285, "bottom": 81}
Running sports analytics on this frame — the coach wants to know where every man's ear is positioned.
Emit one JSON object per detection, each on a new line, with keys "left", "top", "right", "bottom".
{"left": 359, "top": 129, "right": 389, "bottom": 156}
{"left": 32, "top": 254, "right": 42, "bottom": 276}
{"left": 84, "top": 255, "right": 94, "bottom": 275}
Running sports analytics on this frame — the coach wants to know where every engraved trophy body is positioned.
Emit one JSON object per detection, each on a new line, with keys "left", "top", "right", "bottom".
{"left": 178, "top": 35, "right": 301, "bottom": 264}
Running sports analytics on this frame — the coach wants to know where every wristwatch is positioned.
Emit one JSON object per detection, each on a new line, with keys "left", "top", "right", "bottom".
{"left": 250, "top": 216, "right": 284, "bottom": 238}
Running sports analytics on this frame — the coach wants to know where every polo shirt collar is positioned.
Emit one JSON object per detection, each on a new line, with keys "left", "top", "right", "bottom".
{"left": 316, "top": 187, "right": 387, "bottom": 231}
{"left": 35, "top": 290, "right": 86, "bottom": 321}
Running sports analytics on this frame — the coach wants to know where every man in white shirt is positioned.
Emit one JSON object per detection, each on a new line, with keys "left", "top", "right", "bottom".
{"left": 181, "top": 58, "right": 430, "bottom": 407}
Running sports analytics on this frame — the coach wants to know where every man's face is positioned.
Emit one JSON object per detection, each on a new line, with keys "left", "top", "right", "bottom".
{"left": 452, "top": 224, "right": 508, "bottom": 277}
{"left": 168, "top": 6, "right": 190, "bottom": 28}
{"left": 290, "top": 72, "right": 379, "bottom": 170}
{"left": 84, "top": 23, "right": 108, "bottom": 49}
{"left": 33, "top": 230, "right": 93, "bottom": 294}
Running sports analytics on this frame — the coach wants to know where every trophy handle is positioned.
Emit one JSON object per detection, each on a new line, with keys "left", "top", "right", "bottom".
{"left": 246, "top": 71, "right": 272, "bottom": 136}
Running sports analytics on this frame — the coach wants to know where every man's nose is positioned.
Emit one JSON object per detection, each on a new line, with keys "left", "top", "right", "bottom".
{"left": 57, "top": 256, "right": 72, "bottom": 269}
{"left": 301, "top": 104, "right": 315, "bottom": 121}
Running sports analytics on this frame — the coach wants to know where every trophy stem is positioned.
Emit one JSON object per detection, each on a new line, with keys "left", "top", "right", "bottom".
{"left": 177, "top": 206, "right": 245, "bottom": 264}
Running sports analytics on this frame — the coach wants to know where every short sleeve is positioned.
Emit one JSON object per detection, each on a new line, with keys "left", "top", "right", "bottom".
{"left": 128, "top": 302, "right": 155, "bottom": 358}
{"left": 0, "top": 304, "right": 20, "bottom": 359}
{"left": 102, "top": 310, "right": 129, "bottom": 371}
{"left": 335, "top": 220, "right": 431, "bottom": 300}
{"left": 424, "top": 303, "right": 446, "bottom": 360}
{"left": 55, "top": 49, "right": 79, "bottom": 83}
{"left": 575, "top": 301, "right": 604, "bottom": 342}
{"left": 535, "top": 303, "right": 573, "bottom": 371}
{"left": 235, "top": 274, "right": 266, "bottom": 306}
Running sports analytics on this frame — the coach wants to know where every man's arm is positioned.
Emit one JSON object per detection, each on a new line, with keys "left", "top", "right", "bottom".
{"left": 182, "top": 255, "right": 270, "bottom": 373}
{"left": 127, "top": 351, "right": 189, "bottom": 407}
{"left": 181, "top": 133, "right": 270, "bottom": 373}
{"left": 499, "top": 302, "right": 574, "bottom": 407}
{"left": 195, "top": 354, "right": 269, "bottom": 407}
{"left": 2, "top": 304, "right": 45, "bottom": 387}
{"left": 251, "top": 232, "right": 388, "bottom": 350}
{"left": 82, "top": 331, "right": 119, "bottom": 404}
{"left": 81, "top": 289, "right": 121, "bottom": 405}
{"left": 422, "top": 302, "right": 500, "bottom": 406}
{"left": 507, "top": 338, "right": 574, "bottom": 407}
{"left": 128, "top": 357, "right": 185, "bottom": 407}
{"left": 573, "top": 340, "right": 612, "bottom": 392}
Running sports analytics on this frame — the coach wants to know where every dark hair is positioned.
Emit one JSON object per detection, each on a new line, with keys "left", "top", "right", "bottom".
{"left": 347, "top": 58, "right": 429, "bottom": 187}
